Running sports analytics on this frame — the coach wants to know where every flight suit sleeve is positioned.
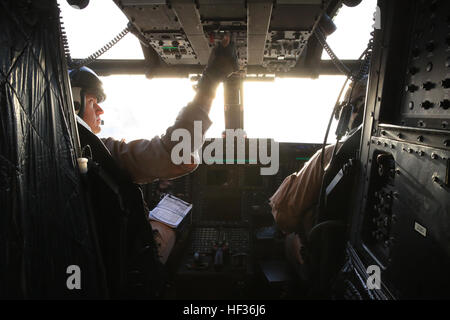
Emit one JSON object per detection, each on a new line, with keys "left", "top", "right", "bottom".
{"left": 269, "top": 144, "right": 334, "bottom": 235}
{"left": 102, "top": 102, "right": 212, "bottom": 184}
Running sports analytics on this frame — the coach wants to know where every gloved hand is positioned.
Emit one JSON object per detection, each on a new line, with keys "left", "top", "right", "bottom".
{"left": 196, "top": 34, "right": 239, "bottom": 98}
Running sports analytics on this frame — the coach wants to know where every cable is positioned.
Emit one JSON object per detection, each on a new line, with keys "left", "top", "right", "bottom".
{"left": 314, "top": 19, "right": 376, "bottom": 224}
{"left": 57, "top": 4, "right": 130, "bottom": 69}
{"left": 71, "top": 26, "right": 130, "bottom": 68}
{"left": 58, "top": 3, "right": 73, "bottom": 67}
{"left": 314, "top": 27, "right": 353, "bottom": 79}
{"left": 318, "top": 22, "right": 375, "bottom": 172}
{"left": 320, "top": 77, "right": 349, "bottom": 171}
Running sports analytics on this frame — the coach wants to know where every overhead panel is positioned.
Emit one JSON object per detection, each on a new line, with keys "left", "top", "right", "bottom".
{"left": 115, "top": 0, "right": 200, "bottom": 65}
{"left": 114, "top": 0, "right": 337, "bottom": 74}
{"left": 197, "top": 0, "right": 246, "bottom": 20}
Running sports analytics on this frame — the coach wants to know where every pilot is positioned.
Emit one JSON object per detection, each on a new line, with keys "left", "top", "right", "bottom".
{"left": 69, "top": 36, "right": 238, "bottom": 264}
{"left": 269, "top": 78, "right": 367, "bottom": 273}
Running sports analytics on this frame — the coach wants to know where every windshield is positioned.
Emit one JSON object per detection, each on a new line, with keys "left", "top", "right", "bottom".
{"left": 59, "top": 0, "right": 377, "bottom": 143}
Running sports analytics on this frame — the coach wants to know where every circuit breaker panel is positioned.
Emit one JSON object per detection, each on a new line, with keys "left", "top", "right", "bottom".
{"left": 347, "top": 0, "right": 450, "bottom": 299}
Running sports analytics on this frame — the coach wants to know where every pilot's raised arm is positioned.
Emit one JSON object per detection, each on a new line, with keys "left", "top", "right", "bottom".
{"left": 70, "top": 35, "right": 238, "bottom": 184}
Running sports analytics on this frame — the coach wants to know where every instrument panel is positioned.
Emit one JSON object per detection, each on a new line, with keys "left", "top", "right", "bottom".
{"left": 114, "top": 0, "right": 334, "bottom": 73}
{"left": 143, "top": 140, "right": 322, "bottom": 287}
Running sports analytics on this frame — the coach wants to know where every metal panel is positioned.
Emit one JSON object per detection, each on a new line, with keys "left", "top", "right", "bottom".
{"left": 83, "top": 59, "right": 362, "bottom": 77}
{"left": 172, "top": 0, "right": 212, "bottom": 64}
{"left": 247, "top": 0, "right": 273, "bottom": 65}
{"left": 348, "top": 0, "right": 450, "bottom": 299}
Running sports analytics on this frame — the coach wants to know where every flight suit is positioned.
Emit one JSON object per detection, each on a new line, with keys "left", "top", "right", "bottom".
{"left": 270, "top": 145, "right": 334, "bottom": 273}
{"left": 80, "top": 102, "right": 212, "bottom": 264}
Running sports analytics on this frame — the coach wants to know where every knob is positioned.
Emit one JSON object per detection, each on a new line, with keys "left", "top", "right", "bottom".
{"left": 422, "top": 81, "right": 435, "bottom": 90}
{"left": 406, "top": 84, "right": 418, "bottom": 93}
{"left": 440, "top": 100, "right": 450, "bottom": 110}
{"left": 442, "top": 78, "right": 450, "bottom": 89}
{"left": 214, "top": 248, "right": 224, "bottom": 270}
{"left": 421, "top": 100, "right": 434, "bottom": 109}
{"left": 194, "top": 251, "right": 200, "bottom": 263}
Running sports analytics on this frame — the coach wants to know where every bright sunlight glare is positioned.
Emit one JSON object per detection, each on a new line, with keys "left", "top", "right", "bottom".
{"left": 58, "top": 0, "right": 377, "bottom": 144}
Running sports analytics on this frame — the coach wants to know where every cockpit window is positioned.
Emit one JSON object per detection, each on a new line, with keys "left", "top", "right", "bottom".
{"left": 244, "top": 76, "right": 347, "bottom": 143}
{"left": 61, "top": 0, "right": 377, "bottom": 143}
{"left": 322, "top": 0, "right": 378, "bottom": 60}
{"left": 58, "top": 0, "right": 144, "bottom": 60}
{"left": 97, "top": 76, "right": 225, "bottom": 141}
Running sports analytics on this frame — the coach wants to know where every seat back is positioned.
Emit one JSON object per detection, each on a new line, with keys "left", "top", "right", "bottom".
{"left": 301, "top": 127, "right": 362, "bottom": 298}
{"left": 77, "top": 123, "right": 165, "bottom": 299}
